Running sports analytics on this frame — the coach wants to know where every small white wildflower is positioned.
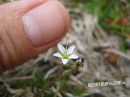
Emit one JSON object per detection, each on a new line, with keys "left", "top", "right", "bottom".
{"left": 53, "top": 44, "right": 79, "bottom": 65}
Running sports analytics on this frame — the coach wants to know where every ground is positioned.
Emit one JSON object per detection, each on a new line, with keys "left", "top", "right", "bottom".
{"left": 0, "top": 0, "right": 130, "bottom": 97}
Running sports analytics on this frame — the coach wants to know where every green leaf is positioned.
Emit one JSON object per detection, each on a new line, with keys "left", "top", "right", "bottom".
{"left": 108, "top": 10, "right": 119, "bottom": 19}
{"left": 71, "top": 88, "right": 84, "bottom": 96}
{"left": 120, "top": 39, "right": 126, "bottom": 52}
{"left": 99, "top": 0, "right": 118, "bottom": 23}
{"left": 100, "top": 23, "right": 130, "bottom": 34}
{"left": 126, "top": 0, "right": 130, "bottom": 3}
{"left": 60, "top": 78, "right": 69, "bottom": 90}
{"left": 44, "top": 92, "right": 55, "bottom": 97}
{"left": 83, "top": 2, "right": 95, "bottom": 14}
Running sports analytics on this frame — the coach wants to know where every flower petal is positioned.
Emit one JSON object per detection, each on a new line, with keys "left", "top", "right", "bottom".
{"left": 67, "top": 45, "right": 75, "bottom": 55}
{"left": 58, "top": 44, "right": 65, "bottom": 53}
{"left": 69, "top": 54, "right": 79, "bottom": 59}
{"left": 62, "top": 59, "right": 68, "bottom": 65}
{"left": 53, "top": 53, "right": 62, "bottom": 58}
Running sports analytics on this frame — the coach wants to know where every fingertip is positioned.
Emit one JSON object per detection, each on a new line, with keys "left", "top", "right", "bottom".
{"left": 23, "top": 0, "right": 70, "bottom": 46}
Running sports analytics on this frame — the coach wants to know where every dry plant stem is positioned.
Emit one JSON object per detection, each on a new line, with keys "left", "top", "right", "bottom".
{"left": 59, "top": 62, "right": 80, "bottom": 78}
{"left": 3, "top": 76, "right": 34, "bottom": 82}
{"left": 70, "top": 78, "right": 89, "bottom": 93}
{"left": 54, "top": 82, "right": 60, "bottom": 97}
{"left": 40, "top": 62, "right": 81, "bottom": 96}
{"left": 58, "top": 63, "right": 63, "bottom": 76}
{"left": 38, "top": 64, "right": 63, "bottom": 96}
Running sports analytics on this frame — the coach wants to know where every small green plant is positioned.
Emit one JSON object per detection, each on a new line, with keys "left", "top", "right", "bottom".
{"left": 37, "top": 44, "right": 89, "bottom": 96}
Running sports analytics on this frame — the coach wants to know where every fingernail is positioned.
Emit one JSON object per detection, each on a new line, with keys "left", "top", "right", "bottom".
{"left": 22, "top": 1, "right": 69, "bottom": 46}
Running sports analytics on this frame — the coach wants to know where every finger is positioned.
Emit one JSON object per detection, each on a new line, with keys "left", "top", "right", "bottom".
{"left": 0, "top": 0, "right": 70, "bottom": 72}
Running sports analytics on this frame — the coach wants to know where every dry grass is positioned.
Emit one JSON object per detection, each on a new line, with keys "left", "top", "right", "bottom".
{"left": 0, "top": 0, "right": 130, "bottom": 97}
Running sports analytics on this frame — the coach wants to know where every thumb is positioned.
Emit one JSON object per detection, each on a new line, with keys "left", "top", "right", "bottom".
{"left": 0, "top": 0, "right": 70, "bottom": 72}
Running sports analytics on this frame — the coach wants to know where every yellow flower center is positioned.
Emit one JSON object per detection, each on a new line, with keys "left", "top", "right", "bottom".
{"left": 62, "top": 52, "right": 69, "bottom": 59}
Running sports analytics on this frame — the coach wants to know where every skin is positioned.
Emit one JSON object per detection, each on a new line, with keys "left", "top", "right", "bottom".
{"left": 0, "top": 0, "right": 70, "bottom": 73}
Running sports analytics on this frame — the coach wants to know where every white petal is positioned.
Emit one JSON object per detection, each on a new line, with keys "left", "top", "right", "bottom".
{"left": 53, "top": 53, "right": 62, "bottom": 58}
{"left": 58, "top": 44, "right": 65, "bottom": 53}
{"left": 62, "top": 59, "right": 68, "bottom": 65}
{"left": 69, "top": 54, "right": 79, "bottom": 59}
{"left": 67, "top": 45, "right": 75, "bottom": 55}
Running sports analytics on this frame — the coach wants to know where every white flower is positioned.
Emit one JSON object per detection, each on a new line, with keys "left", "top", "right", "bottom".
{"left": 53, "top": 44, "right": 79, "bottom": 65}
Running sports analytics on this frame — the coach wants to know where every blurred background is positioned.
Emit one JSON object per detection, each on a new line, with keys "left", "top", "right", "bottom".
{"left": 0, "top": 0, "right": 130, "bottom": 97}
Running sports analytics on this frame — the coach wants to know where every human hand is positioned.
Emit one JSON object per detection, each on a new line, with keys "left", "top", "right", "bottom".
{"left": 0, "top": 0, "right": 70, "bottom": 73}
